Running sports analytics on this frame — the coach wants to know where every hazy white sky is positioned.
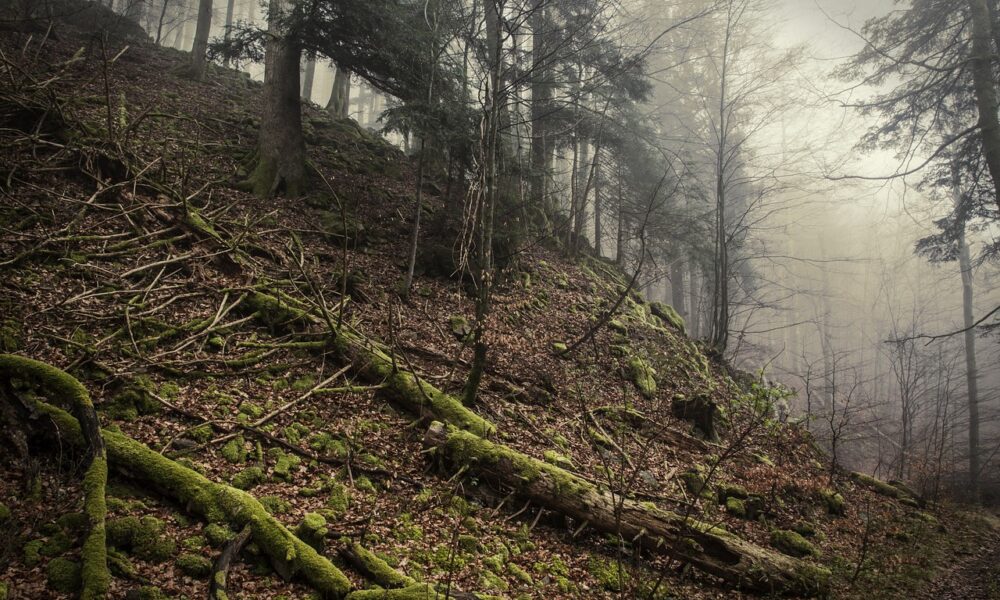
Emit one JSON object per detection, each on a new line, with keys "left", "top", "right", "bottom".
{"left": 774, "top": 0, "right": 898, "bottom": 55}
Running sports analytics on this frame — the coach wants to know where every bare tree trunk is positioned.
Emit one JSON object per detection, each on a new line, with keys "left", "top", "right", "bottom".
{"left": 615, "top": 163, "right": 626, "bottom": 266}
{"left": 301, "top": 57, "right": 316, "bottom": 102}
{"left": 221, "top": 0, "right": 235, "bottom": 68}
{"left": 187, "top": 0, "right": 212, "bottom": 81}
{"left": 689, "top": 263, "right": 700, "bottom": 338}
{"left": 155, "top": 0, "right": 170, "bottom": 43}
{"left": 952, "top": 164, "right": 981, "bottom": 503}
{"left": 574, "top": 138, "right": 589, "bottom": 251}
{"left": 593, "top": 155, "right": 602, "bottom": 256}
{"left": 326, "top": 65, "right": 350, "bottom": 118}
{"left": 528, "top": 0, "right": 551, "bottom": 224}
{"left": 968, "top": 0, "right": 1000, "bottom": 213}
{"left": 671, "top": 260, "right": 686, "bottom": 318}
{"left": 463, "top": 0, "right": 502, "bottom": 407}
{"left": 247, "top": 0, "right": 305, "bottom": 198}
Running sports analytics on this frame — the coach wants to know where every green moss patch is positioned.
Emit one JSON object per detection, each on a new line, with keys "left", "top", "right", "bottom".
{"left": 627, "top": 356, "right": 657, "bottom": 398}
{"left": 770, "top": 530, "right": 820, "bottom": 558}
{"left": 176, "top": 553, "right": 212, "bottom": 577}
{"left": 107, "top": 516, "right": 177, "bottom": 563}
{"left": 46, "top": 557, "right": 82, "bottom": 593}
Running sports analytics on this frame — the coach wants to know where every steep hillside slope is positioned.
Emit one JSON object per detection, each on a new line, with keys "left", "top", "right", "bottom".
{"left": 0, "top": 13, "right": 995, "bottom": 600}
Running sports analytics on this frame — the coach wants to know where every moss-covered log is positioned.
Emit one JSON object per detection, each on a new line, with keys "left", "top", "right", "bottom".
{"left": 31, "top": 400, "right": 352, "bottom": 598}
{"left": 0, "top": 354, "right": 110, "bottom": 600}
{"left": 423, "top": 422, "right": 829, "bottom": 597}
{"left": 239, "top": 292, "right": 494, "bottom": 436}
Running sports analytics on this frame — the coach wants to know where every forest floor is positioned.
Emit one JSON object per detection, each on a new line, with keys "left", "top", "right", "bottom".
{"left": 0, "top": 5, "right": 998, "bottom": 600}
{"left": 917, "top": 513, "right": 1000, "bottom": 600}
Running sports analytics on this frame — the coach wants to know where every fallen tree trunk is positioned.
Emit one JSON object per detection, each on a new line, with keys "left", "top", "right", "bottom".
{"left": 423, "top": 422, "right": 830, "bottom": 597}
{"left": 239, "top": 291, "right": 494, "bottom": 436}
{"left": 30, "top": 399, "right": 352, "bottom": 599}
{"left": 0, "top": 354, "right": 110, "bottom": 600}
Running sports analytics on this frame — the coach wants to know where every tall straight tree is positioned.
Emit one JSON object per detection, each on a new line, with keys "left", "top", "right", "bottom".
{"left": 222, "top": 0, "right": 236, "bottom": 68}
{"left": 188, "top": 0, "right": 213, "bottom": 81}
{"left": 967, "top": 0, "right": 1000, "bottom": 212}
{"left": 247, "top": 0, "right": 306, "bottom": 197}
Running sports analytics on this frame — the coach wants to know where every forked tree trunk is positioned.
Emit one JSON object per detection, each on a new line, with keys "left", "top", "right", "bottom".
{"left": 423, "top": 423, "right": 830, "bottom": 597}
{"left": 248, "top": 0, "right": 305, "bottom": 198}
{"left": 188, "top": 0, "right": 213, "bottom": 81}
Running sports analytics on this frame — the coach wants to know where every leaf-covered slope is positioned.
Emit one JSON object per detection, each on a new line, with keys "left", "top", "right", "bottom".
{"left": 0, "top": 16, "right": 988, "bottom": 600}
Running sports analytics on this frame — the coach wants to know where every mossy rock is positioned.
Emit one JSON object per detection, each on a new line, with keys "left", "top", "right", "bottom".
{"left": 181, "top": 535, "right": 208, "bottom": 551}
{"left": 770, "top": 529, "right": 820, "bottom": 558}
{"left": 0, "top": 502, "right": 10, "bottom": 523}
{"left": 23, "top": 539, "right": 44, "bottom": 567}
{"left": 542, "top": 450, "right": 575, "bottom": 470}
{"left": 259, "top": 495, "right": 291, "bottom": 514}
{"left": 851, "top": 472, "right": 920, "bottom": 506}
{"left": 46, "top": 557, "right": 82, "bottom": 593}
{"left": 269, "top": 448, "right": 301, "bottom": 481}
{"left": 649, "top": 302, "right": 686, "bottom": 333}
{"left": 231, "top": 466, "right": 266, "bottom": 490}
{"left": 220, "top": 436, "right": 247, "bottom": 464}
{"left": 127, "top": 586, "right": 170, "bottom": 600}
{"left": 103, "top": 379, "right": 162, "bottom": 420}
{"left": 551, "top": 342, "right": 567, "bottom": 354}
{"left": 608, "top": 319, "right": 628, "bottom": 335}
{"left": 724, "top": 497, "right": 746, "bottom": 517}
{"left": 176, "top": 553, "right": 212, "bottom": 577}
{"left": 327, "top": 481, "right": 351, "bottom": 517}
{"left": 627, "top": 356, "right": 657, "bottom": 398}
{"left": 792, "top": 522, "right": 820, "bottom": 538}
{"left": 448, "top": 315, "right": 472, "bottom": 343}
{"left": 717, "top": 483, "right": 748, "bottom": 502}
{"left": 588, "top": 556, "right": 628, "bottom": 592}
{"left": 678, "top": 468, "right": 713, "bottom": 500}
{"left": 820, "top": 488, "right": 845, "bottom": 515}
{"left": 107, "top": 516, "right": 177, "bottom": 562}
{"left": 295, "top": 513, "right": 328, "bottom": 552}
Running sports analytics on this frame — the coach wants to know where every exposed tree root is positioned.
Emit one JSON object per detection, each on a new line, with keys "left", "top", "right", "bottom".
{"left": 423, "top": 422, "right": 831, "bottom": 597}
{"left": 29, "top": 398, "right": 352, "bottom": 598}
{"left": 0, "top": 354, "right": 110, "bottom": 600}
{"left": 340, "top": 543, "right": 482, "bottom": 600}
{"left": 209, "top": 525, "right": 251, "bottom": 600}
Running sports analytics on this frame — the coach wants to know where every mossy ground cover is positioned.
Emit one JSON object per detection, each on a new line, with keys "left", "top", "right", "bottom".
{"left": 0, "top": 17, "right": 984, "bottom": 600}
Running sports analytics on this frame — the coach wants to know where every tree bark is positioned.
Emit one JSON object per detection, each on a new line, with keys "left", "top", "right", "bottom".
{"left": 221, "top": 0, "right": 235, "bottom": 68}
{"left": 188, "top": 0, "right": 213, "bottom": 81}
{"left": 423, "top": 423, "right": 830, "bottom": 597}
{"left": 529, "top": 0, "right": 553, "bottom": 224}
{"left": 301, "top": 57, "right": 317, "bottom": 102}
{"left": 968, "top": 0, "right": 1000, "bottom": 213}
{"left": 671, "top": 259, "right": 686, "bottom": 319}
{"left": 248, "top": 0, "right": 305, "bottom": 198}
{"left": 326, "top": 65, "right": 350, "bottom": 118}
{"left": 952, "top": 164, "right": 981, "bottom": 503}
